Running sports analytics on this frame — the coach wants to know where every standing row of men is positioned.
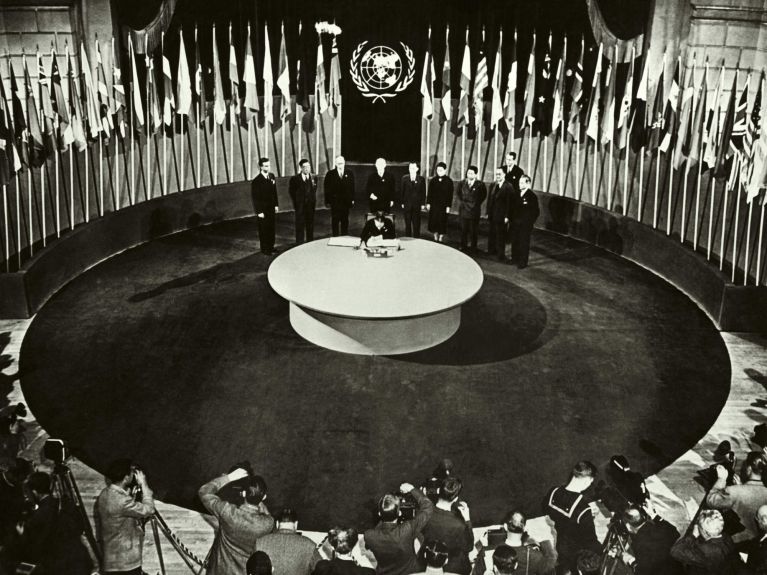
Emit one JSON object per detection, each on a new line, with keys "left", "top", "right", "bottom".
{"left": 250, "top": 152, "right": 540, "bottom": 267}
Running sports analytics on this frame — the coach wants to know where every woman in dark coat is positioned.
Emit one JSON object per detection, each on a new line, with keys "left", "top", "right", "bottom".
{"left": 427, "top": 162, "right": 454, "bottom": 242}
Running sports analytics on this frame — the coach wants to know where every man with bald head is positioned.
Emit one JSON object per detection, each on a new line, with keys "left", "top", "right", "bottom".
{"left": 366, "top": 158, "right": 395, "bottom": 213}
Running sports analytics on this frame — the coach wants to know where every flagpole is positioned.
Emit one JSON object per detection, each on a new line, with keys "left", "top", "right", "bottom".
{"left": 477, "top": 119, "right": 481, "bottom": 173}
{"left": 693, "top": 157, "right": 703, "bottom": 249}
{"left": 720, "top": 180, "right": 729, "bottom": 270}
{"left": 622, "top": 146, "right": 629, "bottom": 214}
{"left": 543, "top": 134, "right": 548, "bottom": 191}
{"left": 197, "top": 104, "right": 202, "bottom": 187}
{"left": 16, "top": 183, "right": 21, "bottom": 267}
{"left": 667, "top": 162, "right": 674, "bottom": 235}
{"left": 757, "top": 197, "right": 765, "bottom": 286}
{"left": 560, "top": 126, "right": 565, "bottom": 196}
{"left": 32, "top": 169, "right": 41, "bottom": 245}
{"left": 608, "top": 139, "right": 614, "bottom": 209}
{"left": 744, "top": 201, "right": 754, "bottom": 285}
{"left": 426, "top": 118, "right": 431, "bottom": 176}
{"left": 129, "top": 39, "right": 135, "bottom": 205}
{"left": 443, "top": 122, "right": 447, "bottom": 163}
{"left": 2, "top": 185, "right": 8, "bottom": 271}
{"left": 707, "top": 174, "right": 716, "bottom": 259}
{"left": 591, "top": 140, "right": 598, "bottom": 204}
{"left": 575, "top": 128, "right": 582, "bottom": 200}
{"left": 731, "top": 178, "right": 741, "bottom": 282}
{"left": 332, "top": 113, "right": 337, "bottom": 167}
{"left": 638, "top": 148, "right": 644, "bottom": 222}
{"left": 681, "top": 164, "right": 689, "bottom": 241}
{"left": 281, "top": 120, "right": 286, "bottom": 176}
{"left": 147, "top": 56, "right": 154, "bottom": 198}
{"left": 20, "top": 174, "right": 29, "bottom": 256}
{"left": 213, "top": 119, "right": 218, "bottom": 185}
{"left": 653, "top": 152, "right": 660, "bottom": 228}
{"left": 527, "top": 125, "right": 532, "bottom": 174}
{"left": 461, "top": 125, "right": 466, "bottom": 175}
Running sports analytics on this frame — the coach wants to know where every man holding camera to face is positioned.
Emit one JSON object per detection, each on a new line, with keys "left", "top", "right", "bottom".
{"left": 94, "top": 458, "right": 156, "bottom": 575}
{"left": 363, "top": 482, "right": 434, "bottom": 575}
{"left": 199, "top": 464, "right": 275, "bottom": 575}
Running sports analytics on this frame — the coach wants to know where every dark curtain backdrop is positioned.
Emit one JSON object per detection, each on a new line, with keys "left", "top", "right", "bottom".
{"left": 115, "top": 0, "right": 602, "bottom": 164}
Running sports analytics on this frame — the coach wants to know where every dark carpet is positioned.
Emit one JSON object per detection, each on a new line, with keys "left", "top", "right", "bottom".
{"left": 19, "top": 210, "right": 731, "bottom": 530}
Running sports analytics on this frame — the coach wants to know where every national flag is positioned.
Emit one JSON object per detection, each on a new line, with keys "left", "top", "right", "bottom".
{"left": 66, "top": 46, "right": 87, "bottom": 151}
{"left": 550, "top": 35, "right": 565, "bottom": 134}
{"left": 521, "top": 31, "right": 536, "bottom": 131}
{"left": 9, "top": 61, "right": 28, "bottom": 167}
{"left": 703, "top": 64, "right": 723, "bottom": 170}
{"left": 80, "top": 43, "right": 101, "bottom": 140}
{"left": 534, "top": 30, "right": 552, "bottom": 136}
{"left": 95, "top": 40, "right": 113, "bottom": 138}
{"left": 315, "top": 28, "right": 328, "bottom": 114}
{"left": 228, "top": 23, "right": 240, "bottom": 127}
{"left": 747, "top": 73, "right": 766, "bottom": 202}
{"left": 0, "top": 73, "right": 16, "bottom": 183}
{"left": 440, "top": 25, "right": 451, "bottom": 125}
{"left": 630, "top": 50, "right": 649, "bottom": 152}
{"left": 713, "top": 71, "right": 738, "bottom": 180}
{"left": 296, "top": 22, "right": 312, "bottom": 113}
{"left": 585, "top": 42, "right": 603, "bottom": 142}
{"left": 421, "top": 26, "right": 436, "bottom": 121}
{"left": 617, "top": 45, "right": 635, "bottom": 151}
{"left": 177, "top": 28, "right": 192, "bottom": 117}
{"left": 24, "top": 56, "right": 46, "bottom": 166}
{"left": 730, "top": 73, "right": 750, "bottom": 154}
{"left": 647, "top": 52, "right": 666, "bottom": 153}
{"left": 567, "top": 35, "right": 584, "bottom": 141}
{"left": 744, "top": 74, "right": 762, "bottom": 202}
{"left": 673, "top": 56, "right": 696, "bottom": 168}
{"left": 243, "top": 24, "right": 259, "bottom": 121}
{"left": 658, "top": 56, "right": 680, "bottom": 153}
{"left": 146, "top": 54, "right": 162, "bottom": 134}
{"left": 51, "top": 48, "right": 74, "bottom": 148}
{"left": 37, "top": 50, "right": 56, "bottom": 154}
{"left": 503, "top": 28, "right": 517, "bottom": 131}
{"left": 328, "top": 32, "right": 342, "bottom": 119}
{"left": 276, "top": 22, "right": 292, "bottom": 122}
{"left": 490, "top": 29, "right": 504, "bottom": 129}
{"left": 687, "top": 60, "right": 708, "bottom": 167}
{"left": 129, "top": 35, "right": 145, "bottom": 133}
{"left": 457, "top": 28, "right": 471, "bottom": 127}
{"left": 162, "top": 38, "right": 175, "bottom": 126}
{"left": 600, "top": 45, "right": 616, "bottom": 145}
{"left": 111, "top": 37, "right": 127, "bottom": 138}
{"left": 263, "top": 23, "right": 274, "bottom": 124}
{"left": 212, "top": 24, "right": 226, "bottom": 125}
{"left": 472, "top": 31, "right": 488, "bottom": 130}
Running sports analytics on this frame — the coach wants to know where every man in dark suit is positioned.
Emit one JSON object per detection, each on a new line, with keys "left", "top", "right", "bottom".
{"left": 420, "top": 477, "right": 473, "bottom": 574}
{"left": 364, "top": 482, "right": 434, "bottom": 575}
{"left": 324, "top": 155, "right": 355, "bottom": 236}
{"left": 620, "top": 505, "right": 681, "bottom": 575}
{"left": 503, "top": 151, "right": 524, "bottom": 194}
{"left": 509, "top": 175, "right": 539, "bottom": 269}
{"left": 255, "top": 508, "right": 320, "bottom": 575}
{"left": 486, "top": 167, "right": 513, "bottom": 262}
{"left": 746, "top": 505, "right": 767, "bottom": 572}
{"left": 360, "top": 211, "right": 396, "bottom": 246}
{"left": 288, "top": 159, "right": 317, "bottom": 245}
{"left": 366, "top": 157, "right": 395, "bottom": 213}
{"left": 400, "top": 162, "right": 426, "bottom": 238}
{"left": 458, "top": 165, "right": 487, "bottom": 253}
{"left": 251, "top": 157, "right": 279, "bottom": 255}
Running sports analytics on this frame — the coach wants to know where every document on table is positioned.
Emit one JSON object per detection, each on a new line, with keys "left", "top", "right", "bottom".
{"left": 327, "top": 236, "right": 360, "bottom": 247}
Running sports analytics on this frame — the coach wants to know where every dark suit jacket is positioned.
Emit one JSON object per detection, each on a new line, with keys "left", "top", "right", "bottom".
{"left": 510, "top": 190, "right": 540, "bottom": 228}
{"left": 289, "top": 174, "right": 318, "bottom": 209}
{"left": 257, "top": 529, "right": 321, "bottom": 575}
{"left": 251, "top": 172, "right": 279, "bottom": 215}
{"left": 314, "top": 558, "right": 376, "bottom": 575}
{"left": 670, "top": 532, "right": 743, "bottom": 575}
{"left": 486, "top": 182, "right": 513, "bottom": 223}
{"left": 746, "top": 535, "right": 767, "bottom": 572}
{"left": 458, "top": 180, "right": 487, "bottom": 220}
{"left": 420, "top": 507, "right": 473, "bottom": 574}
{"left": 324, "top": 168, "right": 355, "bottom": 209}
{"left": 364, "top": 490, "right": 434, "bottom": 575}
{"left": 427, "top": 176, "right": 454, "bottom": 210}
{"left": 504, "top": 164, "right": 524, "bottom": 193}
{"left": 366, "top": 171, "right": 396, "bottom": 211}
{"left": 360, "top": 218, "right": 396, "bottom": 245}
{"left": 400, "top": 175, "right": 426, "bottom": 210}
{"left": 629, "top": 518, "right": 682, "bottom": 575}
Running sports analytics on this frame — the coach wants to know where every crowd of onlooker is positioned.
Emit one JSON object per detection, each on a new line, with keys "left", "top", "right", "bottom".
{"left": 4, "top": 426, "right": 767, "bottom": 575}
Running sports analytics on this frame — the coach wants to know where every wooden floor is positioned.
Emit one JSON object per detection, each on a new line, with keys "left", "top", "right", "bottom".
{"left": 2, "top": 318, "right": 766, "bottom": 573}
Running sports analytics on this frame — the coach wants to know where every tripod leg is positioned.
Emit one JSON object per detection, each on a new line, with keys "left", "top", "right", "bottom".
{"left": 153, "top": 510, "right": 203, "bottom": 573}
{"left": 62, "top": 467, "right": 102, "bottom": 563}
{"left": 151, "top": 516, "right": 168, "bottom": 575}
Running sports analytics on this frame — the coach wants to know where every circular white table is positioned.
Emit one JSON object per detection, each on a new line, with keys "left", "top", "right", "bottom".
{"left": 267, "top": 238, "right": 484, "bottom": 355}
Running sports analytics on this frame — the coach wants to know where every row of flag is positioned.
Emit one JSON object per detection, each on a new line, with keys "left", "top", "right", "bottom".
{"left": 0, "top": 21, "right": 344, "bottom": 187}
{"left": 419, "top": 27, "right": 766, "bottom": 203}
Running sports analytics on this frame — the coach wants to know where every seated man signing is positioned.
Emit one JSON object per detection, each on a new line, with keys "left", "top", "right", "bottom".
{"left": 360, "top": 212, "right": 396, "bottom": 246}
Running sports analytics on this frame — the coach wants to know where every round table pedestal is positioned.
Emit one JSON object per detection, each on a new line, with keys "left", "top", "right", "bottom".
{"left": 289, "top": 302, "right": 461, "bottom": 355}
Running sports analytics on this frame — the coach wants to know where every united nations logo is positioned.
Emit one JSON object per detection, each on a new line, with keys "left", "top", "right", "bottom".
{"left": 350, "top": 42, "right": 415, "bottom": 103}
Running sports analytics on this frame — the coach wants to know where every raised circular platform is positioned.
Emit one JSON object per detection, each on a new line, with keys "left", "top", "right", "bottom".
{"left": 268, "top": 239, "right": 484, "bottom": 354}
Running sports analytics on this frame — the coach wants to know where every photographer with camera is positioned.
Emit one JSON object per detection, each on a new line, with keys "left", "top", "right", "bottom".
{"left": 670, "top": 509, "right": 744, "bottom": 574}
{"left": 472, "top": 511, "right": 556, "bottom": 575}
{"left": 94, "top": 458, "right": 155, "bottom": 575}
{"left": 363, "top": 482, "right": 434, "bottom": 575}
{"left": 198, "top": 463, "right": 275, "bottom": 575}
{"left": 616, "top": 503, "right": 680, "bottom": 575}
{"left": 419, "top": 477, "right": 473, "bottom": 575}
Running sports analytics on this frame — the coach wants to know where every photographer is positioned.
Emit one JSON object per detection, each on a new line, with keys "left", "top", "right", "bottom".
{"left": 617, "top": 504, "right": 681, "bottom": 575}
{"left": 420, "top": 477, "right": 473, "bottom": 575}
{"left": 670, "top": 509, "right": 743, "bottom": 574}
{"left": 363, "top": 482, "right": 434, "bottom": 575}
{"left": 472, "top": 511, "right": 556, "bottom": 575}
{"left": 94, "top": 458, "right": 155, "bottom": 575}
{"left": 198, "top": 464, "right": 275, "bottom": 575}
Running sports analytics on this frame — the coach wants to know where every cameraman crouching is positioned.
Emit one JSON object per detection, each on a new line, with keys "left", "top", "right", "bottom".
{"left": 198, "top": 464, "right": 275, "bottom": 575}
{"left": 95, "top": 458, "right": 156, "bottom": 575}
{"left": 617, "top": 503, "right": 680, "bottom": 575}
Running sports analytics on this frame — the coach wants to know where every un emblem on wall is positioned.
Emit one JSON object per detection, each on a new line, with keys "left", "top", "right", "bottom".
{"left": 350, "top": 41, "right": 415, "bottom": 103}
